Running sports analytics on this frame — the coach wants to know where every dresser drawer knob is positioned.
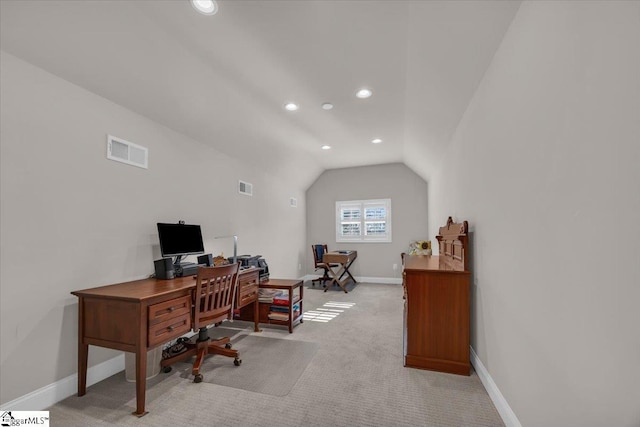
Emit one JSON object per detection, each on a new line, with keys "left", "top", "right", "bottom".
{"left": 168, "top": 306, "right": 174, "bottom": 312}
{"left": 167, "top": 326, "right": 174, "bottom": 332}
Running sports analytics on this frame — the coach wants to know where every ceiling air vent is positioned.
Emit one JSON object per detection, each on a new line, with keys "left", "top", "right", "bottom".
{"left": 107, "top": 135, "right": 148, "bottom": 169}
{"left": 238, "top": 180, "right": 253, "bottom": 196}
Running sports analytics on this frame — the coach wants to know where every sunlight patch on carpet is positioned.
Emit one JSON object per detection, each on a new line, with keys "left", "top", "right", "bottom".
{"left": 303, "top": 301, "right": 356, "bottom": 322}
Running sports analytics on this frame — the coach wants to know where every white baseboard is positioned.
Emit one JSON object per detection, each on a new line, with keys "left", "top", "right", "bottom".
{"left": 301, "top": 274, "right": 402, "bottom": 285}
{"left": 470, "top": 346, "right": 522, "bottom": 427}
{"left": 0, "top": 354, "right": 125, "bottom": 411}
{"left": 354, "top": 276, "right": 402, "bottom": 284}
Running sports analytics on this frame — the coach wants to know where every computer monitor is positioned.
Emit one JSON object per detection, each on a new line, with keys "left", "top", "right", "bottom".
{"left": 157, "top": 222, "right": 205, "bottom": 264}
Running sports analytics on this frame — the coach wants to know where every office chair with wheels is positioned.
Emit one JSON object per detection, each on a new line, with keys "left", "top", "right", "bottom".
{"left": 311, "top": 244, "right": 337, "bottom": 287}
{"left": 160, "top": 262, "right": 242, "bottom": 383}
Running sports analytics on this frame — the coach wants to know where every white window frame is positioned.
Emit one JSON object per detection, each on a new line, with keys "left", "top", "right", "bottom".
{"left": 335, "top": 198, "right": 392, "bottom": 243}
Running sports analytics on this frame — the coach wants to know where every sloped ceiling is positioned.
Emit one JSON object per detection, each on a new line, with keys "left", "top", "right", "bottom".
{"left": 0, "top": 0, "right": 520, "bottom": 188}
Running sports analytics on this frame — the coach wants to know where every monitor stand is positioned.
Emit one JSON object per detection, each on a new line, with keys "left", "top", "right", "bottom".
{"left": 172, "top": 256, "right": 198, "bottom": 277}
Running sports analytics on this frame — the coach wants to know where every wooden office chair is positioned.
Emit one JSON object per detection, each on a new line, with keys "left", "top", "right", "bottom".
{"left": 311, "top": 244, "right": 334, "bottom": 287}
{"left": 160, "top": 262, "right": 242, "bottom": 383}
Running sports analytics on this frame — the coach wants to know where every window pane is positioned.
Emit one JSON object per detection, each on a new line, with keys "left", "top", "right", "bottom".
{"left": 341, "top": 208, "right": 361, "bottom": 221}
{"left": 364, "top": 207, "right": 386, "bottom": 220}
{"left": 341, "top": 223, "right": 361, "bottom": 237}
{"left": 336, "top": 198, "right": 391, "bottom": 243}
{"left": 365, "top": 221, "right": 386, "bottom": 235}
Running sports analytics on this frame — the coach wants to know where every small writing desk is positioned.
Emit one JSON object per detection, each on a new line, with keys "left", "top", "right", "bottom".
{"left": 70, "top": 268, "right": 260, "bottom": 417}
{"left": 322, "top": 250, "right": 357, "bottom": 293}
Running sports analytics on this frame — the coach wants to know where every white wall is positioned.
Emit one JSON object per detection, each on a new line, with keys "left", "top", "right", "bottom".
{"left": 306, "top": 163, "right": 428, "bottom": 280}
{"left": 428, "top": 2, "right": 640, "bottom": 426}
{"left": 0, "top": 51, "right": 307, "bottom": 404}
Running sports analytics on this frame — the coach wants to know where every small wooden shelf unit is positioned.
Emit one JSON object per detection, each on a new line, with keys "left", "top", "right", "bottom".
{"left": 236, "top": 278, "right": 303, "bottom": 333}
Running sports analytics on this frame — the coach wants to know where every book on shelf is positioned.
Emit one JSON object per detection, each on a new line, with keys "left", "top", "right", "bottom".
{"left": 258, "top": 288, "right": 286, "bottom": 303}
{"left": 267, "top": 312, "right": 290, "bottom": 321}
{"left": 271, "top": 289, "right": 290, "bottom": 306}
{"left": 267, "top": 302, "right": 300, "bottom": 321}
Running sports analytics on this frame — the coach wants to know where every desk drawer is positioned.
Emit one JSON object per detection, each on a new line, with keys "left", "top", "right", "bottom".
{"left": 238, "top": 284, "right": 258, "bottom": 307}
{"left": 237, "top": 270, "right": 259, "bottom": 308}
{"left": 148, "top": 296, "right": 192, "bottom": 346}
{"left": 149, "top": 296, "right": 191, "bottom": 325}
{"left": 148, "top": 314, "right": 191, "bottom": 347}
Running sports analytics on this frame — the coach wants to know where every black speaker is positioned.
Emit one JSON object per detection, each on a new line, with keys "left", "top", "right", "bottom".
{"left": 154, "top": 258, "right": 175, "bottom": 280}
{"left": 197, "top": 253, "right": 213, "bottom": 267}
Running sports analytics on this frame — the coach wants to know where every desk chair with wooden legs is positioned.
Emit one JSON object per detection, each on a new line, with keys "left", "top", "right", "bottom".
{"left": 311, "top": 244, "right": 335, "bottom": 287}
{"left": 160, "top": 262, "right": 242, "bottom": 383}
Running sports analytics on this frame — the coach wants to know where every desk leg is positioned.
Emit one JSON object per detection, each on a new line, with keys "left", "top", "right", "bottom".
{"left": 77, "top": 298, "right": 88, "bottom": 396}
{"left": 325, "top": 264, "right": 348, "bottom": 293}
{"left": 344, "top": 259, "right": 356, "bottom": 283}
{"left": 324, "top": 265, "right": 338, "bottom": 292}
{"left": 338, "top": 259, "right": 356, "bottom": 284}
{"left": 133, "top": 348, "right": 148, "bottom": 417}
{"left": 253, "top": 300, "right": 261, "bottom": 332}
{"left": 133, "top": 305, "right": 148, "bottom": 417}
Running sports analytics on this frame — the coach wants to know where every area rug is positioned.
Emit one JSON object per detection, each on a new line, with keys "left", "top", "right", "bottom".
{"left": 173, "top": 334, "right": 318, "bottom": 396}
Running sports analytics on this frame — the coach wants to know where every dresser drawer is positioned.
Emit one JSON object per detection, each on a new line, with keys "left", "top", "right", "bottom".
{"left": 148, "top": 296, "right": 192, "bottom": 346}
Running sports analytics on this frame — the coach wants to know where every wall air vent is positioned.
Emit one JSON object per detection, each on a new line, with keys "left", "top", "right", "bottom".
{"left": 107, "top": 135, "right": 148, "bottom": 169}
{"left": 238, "top": 180, "right": 253, "bottom": 196}
{"left": 290, "top": 197, "right": 298, "bottom": 207}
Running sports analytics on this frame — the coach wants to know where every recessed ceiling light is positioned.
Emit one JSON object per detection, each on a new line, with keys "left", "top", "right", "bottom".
{"left": 191, "top": 0, "right": 218, "bottom": 15}
{"left": 356, "top": 88, "right": 373, "bottom": 99}
{"left": 321, "top": 103, "right": 334, "bottom": 110}
{"left": 371, "top": 138, "right": 383, "bottom": 144}
{"left": 284, "top": 102, "right": 299, "bottom": 111}
{"left": 321, "top": 145, "right": 331, "bottom": 150}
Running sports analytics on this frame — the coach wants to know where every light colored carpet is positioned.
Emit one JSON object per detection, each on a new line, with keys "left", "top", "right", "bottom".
{"left": 172, "top": 335, "right": 318, "bottom": 396}
{"left": 47, "top": 282, "right": 504, "bottom": 426}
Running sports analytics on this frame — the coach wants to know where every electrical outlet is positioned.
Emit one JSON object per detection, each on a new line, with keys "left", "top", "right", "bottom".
{"left": 298, "top": 263, "right": 302, "bottom": 270}
{"left": 392, "top": 263, "right": 398, "bottom": 271}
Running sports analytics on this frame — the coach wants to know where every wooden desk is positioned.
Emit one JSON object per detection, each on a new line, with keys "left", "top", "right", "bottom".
{"left": 71, "top": 268, "right": 260, "bottom": 417}
{"left": 323, "top": 250, "right": 357, "bottom": 293}
{"left": 236, "top": 279, "right": 303, "bottom": 333}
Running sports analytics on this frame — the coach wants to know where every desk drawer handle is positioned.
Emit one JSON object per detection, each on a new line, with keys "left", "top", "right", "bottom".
{"left": 168, "top": 306, "right": 175, "bottom": 312}
{"left": 167, "top": 326, "right": 174, "bottom": 332}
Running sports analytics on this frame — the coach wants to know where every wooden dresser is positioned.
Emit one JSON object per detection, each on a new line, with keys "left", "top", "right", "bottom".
{"left": 403, "top": 217, "right": 470, "bottom": 376}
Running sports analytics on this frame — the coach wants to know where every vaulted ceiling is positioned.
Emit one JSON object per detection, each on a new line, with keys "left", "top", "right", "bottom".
{"left": 0, "top": 0, "right": 520, "bottom": 188}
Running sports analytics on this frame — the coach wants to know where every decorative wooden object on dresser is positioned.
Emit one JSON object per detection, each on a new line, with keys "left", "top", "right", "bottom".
{"left": 402, "top": 216, "right": 470, "bottom": 376}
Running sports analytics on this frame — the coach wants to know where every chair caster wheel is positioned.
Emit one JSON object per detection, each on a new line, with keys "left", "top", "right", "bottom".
{"left": 194, "top": 374, "right": 203, "bottom": 383}
{"left": 162, "top": 366, "right": 172, "bottom": 374}
{"left": 234, "top": 358, "right": 242, "bottom": 366}
{"left": 225, "top": 343, "right": 232, "bottom": 349}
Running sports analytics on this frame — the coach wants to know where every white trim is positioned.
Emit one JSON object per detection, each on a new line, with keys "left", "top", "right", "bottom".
{"left": 0, "top": 354, "right": 125, "bottom": 411}
{"left": 470, "top": 346, "right": 522, "bottom": 427}
{"left": 300, "top": 274, "right": 401, "bottom": 285}
{"left": 354, "top": 276, "right": 401, "bottom": 285}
